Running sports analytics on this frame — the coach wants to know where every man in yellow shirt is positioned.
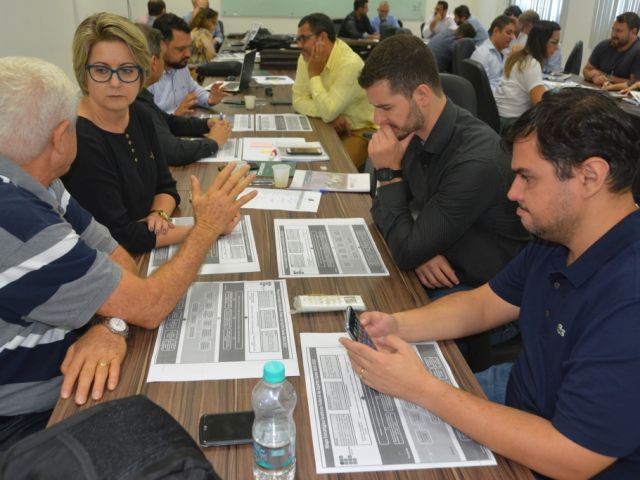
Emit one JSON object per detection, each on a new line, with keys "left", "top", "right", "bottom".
{"left": 292, "top": 13, "right": 376, "bottom": 169}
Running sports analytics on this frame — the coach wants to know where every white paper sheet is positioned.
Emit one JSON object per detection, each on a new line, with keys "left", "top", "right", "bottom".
{"left": 147, "top": 216, "right": 260, "bottom": 275}
{"left": 241, "top": 137, "right": 329, "bottom": 162}
{"left": 300, "top": 333, "right": 496, "bottom": 474}
{"left": 290, "top": 170, "right": 371, "bottom": 192}
{"left": 253, "top": 75, "right": 294, "bottom": 85}
{"left": 198, "top": 138, "right": 242, "bottom": 162}
{"left": 274, "top": 218, "right": 389, "bottom": 277}
{"left": 241, "top": 188, "right": 321, "bottom": 213}
{"left": 147, "top": 280, "right": 299, "bottom": 382}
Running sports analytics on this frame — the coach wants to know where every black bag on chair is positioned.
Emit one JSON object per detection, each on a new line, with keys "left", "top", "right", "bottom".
{"left": 0, "top": 395, "right": 221, "bottom": 480}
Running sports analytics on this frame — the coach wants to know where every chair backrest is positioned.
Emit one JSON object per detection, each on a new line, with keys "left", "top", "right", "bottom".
{"left": 564, "top": 40, "right": 583, "bottom": 75}
{"left": 439, "top": 73, "right": 477, "bottom": 116}
{"left": 332, "top": 18, "right": 344, "bottom": 36}
{"left": 398, "top": 19, "right": 403, "bottom": 27}
{"left": 218, "top": 19, "right": 225, "bottom": 35}
{"left": 451, "top": 37, "right": 476, "bottom": 75}
{"left": 459, "top": 58, "right": 500, "bottom": 132}
{"left": 380, "top": 24, "right": 398, "bottom": 40}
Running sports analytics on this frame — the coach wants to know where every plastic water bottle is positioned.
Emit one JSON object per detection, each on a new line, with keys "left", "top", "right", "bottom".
{"left": 252, "top": 361, "right": 297, "bottom": 480}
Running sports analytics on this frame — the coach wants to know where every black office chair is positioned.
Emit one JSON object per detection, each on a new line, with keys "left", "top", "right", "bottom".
{"left": 451, "top": 37, "right": 475, "bottom": 75}
{"left": 459, "top": 58, "right": 500, "bottom": 133}
{"left": 563, "top": 40, "right": 583, "bottom": 75}
{"left": 465, "top": 330, "right": 522, "bottom": 373}
{"left": 397, "top": 19, "right": 403, "bottom": 27}
{"left": 380, "top": 25, "right": 398, "bottom": 40}
{"left": 439, "top": 73, "right": 477, "bottom": 116}
{"left": 332, "top": 18, "right": 344, "bottom": 36}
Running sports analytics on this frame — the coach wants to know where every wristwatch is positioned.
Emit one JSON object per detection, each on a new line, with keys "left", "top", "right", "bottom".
{"left": 99, "top": 317, "right": 129, "bottom": 339}
{"left": 375, "top": 168, "right": 403, "bottom": 182}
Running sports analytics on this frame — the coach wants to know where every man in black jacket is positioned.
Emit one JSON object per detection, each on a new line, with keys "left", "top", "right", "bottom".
{"left": 136, "top": 24, "right": 231, "bottom": 166}
{"left": 339, "top": 0, "right": 380, "bottom": 39}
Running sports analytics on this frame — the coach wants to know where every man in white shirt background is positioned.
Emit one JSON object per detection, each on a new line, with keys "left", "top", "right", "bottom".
{"left": 422, "top": 1, "right": 456, "bottom": 40}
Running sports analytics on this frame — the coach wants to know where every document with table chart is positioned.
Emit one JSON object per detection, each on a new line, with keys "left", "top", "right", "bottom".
{"left": 255, "top": 114, "right": 312, "bottom": 132}
{"left": 241, "top": 188, "right": 321, "bottom": 213}
{"left": 274, "top": 218, "right": 389, "bottom": 277}
{"left": 229, "top": 114, "right": 254, "bottom": 132}
{"left": 198, "top": 137, "right": 242, "bottom": 162}
{"left": 147, "top": 280, "right": 299, "bottom": 382}
{"left": 147, "top": 215, "right": 259, "bottom": 275}
{"left": 300, "top": 333, "right": 496, "bottom": 474}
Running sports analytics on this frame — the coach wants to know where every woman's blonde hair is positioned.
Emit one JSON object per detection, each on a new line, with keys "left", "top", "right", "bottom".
{"left": 72, "top": 12, "right": 150, "bottom": 95}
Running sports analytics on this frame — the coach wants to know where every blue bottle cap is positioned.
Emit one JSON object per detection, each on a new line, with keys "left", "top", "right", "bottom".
{"left": 263, "top": 361, "right": 285, "bottom": 383}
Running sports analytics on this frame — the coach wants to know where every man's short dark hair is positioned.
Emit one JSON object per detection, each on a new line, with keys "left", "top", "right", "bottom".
{"left": 359, "top": 34, "right": 442, "bottom": 97}
{"left": 148, "top": 0, "right": 165, "bottom": 17}
{"left": 490, "top": 15, "right": 516, "bottom": 35}
{"left": 503, "top": 5, "right": 522, "bottom": 18}
{"left": 437, "top": 1, "right": 449, "bottom": 10}
{"left": 454, "top": 5, "right": 471, "bottom": 19}
{"left": 503, "top": 89, "right": 640, "bottom": 193}
{"left": 616, "top": 12, "right": 640, "bottom": 34}
{"left": 298, "top": 13, "right": 336, "bottom": 42}
{"left": 153, "top": 12, "right": 189, "bottom": 41}
{"left": 456, "top": 22, "right": 476, "bottom": 38}
{"left": 354, "top": 0, "right": 368, "bottom": 11}
{"left": 137, "top": 24, "right": 163, "bottom": 58}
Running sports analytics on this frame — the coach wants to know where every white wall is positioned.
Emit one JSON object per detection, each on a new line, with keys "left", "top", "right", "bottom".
{"left": 0, "top": 0, "right": 603, "bottom": 81}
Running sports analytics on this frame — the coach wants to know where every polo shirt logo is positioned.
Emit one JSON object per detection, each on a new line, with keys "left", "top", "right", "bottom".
{"left": 556, "top": 323, "right": 566, "bottom": 337}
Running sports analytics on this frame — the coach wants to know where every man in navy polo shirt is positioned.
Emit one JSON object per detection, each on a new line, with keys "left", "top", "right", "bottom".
{"left": 340, "top": 88, "right": 640, "bottom": 478}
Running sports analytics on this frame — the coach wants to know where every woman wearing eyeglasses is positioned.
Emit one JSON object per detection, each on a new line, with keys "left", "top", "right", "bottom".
{"left": 62, "top": 13, "right": 192, "bottom": 253}
{"left": 494, "top": 21, "right": 561, "bottom": 132}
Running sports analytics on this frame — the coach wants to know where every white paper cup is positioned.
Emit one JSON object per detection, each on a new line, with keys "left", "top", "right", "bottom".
{"left": 272, "top": 163, "right": 290, "bottom": 188}
{"left": 232, "top": 160, "right": 247, "bottom": 175}
{"left": 244, "top": 95, "right": 256, "bottom": 110}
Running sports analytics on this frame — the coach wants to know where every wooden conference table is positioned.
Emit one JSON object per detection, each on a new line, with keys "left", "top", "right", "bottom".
{"left": 49, "top": 81, "right": 532, "bottom": 480}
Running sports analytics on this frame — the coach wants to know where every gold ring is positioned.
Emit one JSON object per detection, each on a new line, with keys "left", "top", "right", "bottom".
{"left": 358, "top": 367, "right": 365, "bottom": 379}
{"left": 98, "top": 361, "right": 110, "bottom": 368}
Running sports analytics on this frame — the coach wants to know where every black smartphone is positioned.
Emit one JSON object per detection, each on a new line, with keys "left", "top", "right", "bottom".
{"left": 199, "top": 411, "right": 254, "bottom": 447}
{"left": 345, "top": 306, "right": 376, "bottom": 349}
{"left": 285, "top": 146, "right": 322, "bottom": 155}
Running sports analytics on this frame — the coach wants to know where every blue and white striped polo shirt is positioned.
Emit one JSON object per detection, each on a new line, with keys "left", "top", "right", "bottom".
{"left": 0, "top": 155, "right": 122, "bottom": 416}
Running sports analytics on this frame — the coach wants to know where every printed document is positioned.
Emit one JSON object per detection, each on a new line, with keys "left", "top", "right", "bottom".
{"left": 241, "top": 188, "right": 321, "bottom": 213}
{"left": 301, "top": 333, "right": 496, "bottom": 473}
{"left": 198, "top": 138, "right": 242, "bottom": 162}
{"left": 290, "top": 170, "right": 371, "bottom": 192}
{"left": 147, "top": 280, "right": 298, "bottom": 382}
{"left": 274, "top": 218, "right": 389, "bottom": 277}
{"left": 255, "top": 114, "right": 312, "bottom": 132}
{"left": 147, "top": 216, "right": 259, "bottom": 275}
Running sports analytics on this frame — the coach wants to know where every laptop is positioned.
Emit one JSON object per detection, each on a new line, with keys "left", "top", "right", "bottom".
{"left": 221, "top": 50, "right": 257, "bottom": 93}
{"left": 225, "top": 23, "right": 261, "bottom": 52}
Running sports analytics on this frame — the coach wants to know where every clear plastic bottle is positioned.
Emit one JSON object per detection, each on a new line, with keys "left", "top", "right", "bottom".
{"left": 252, "top": 361, "right": 297, "bottom": 480}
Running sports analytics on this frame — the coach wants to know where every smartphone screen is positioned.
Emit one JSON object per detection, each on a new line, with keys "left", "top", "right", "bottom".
{"left": 285, "top": 147, "right": 322, "bottom": 155}
{"left": 199, "top": 411, "right": 254, "bottom": 447}
{"left": 344, "top": 307, "right": 377, "bottom": 350}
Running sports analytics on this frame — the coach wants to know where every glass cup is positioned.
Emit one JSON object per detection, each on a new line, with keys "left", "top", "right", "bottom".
{"left": 271, "top": 163, "right": 291, "bottom": 188}
{"left": 244, "top": 95, "right": 256, "bottom": 110}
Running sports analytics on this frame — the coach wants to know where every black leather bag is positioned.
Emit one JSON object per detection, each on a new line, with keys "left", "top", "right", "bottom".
{"left": 0, "top": 395, "right": 221, "bottom": 480}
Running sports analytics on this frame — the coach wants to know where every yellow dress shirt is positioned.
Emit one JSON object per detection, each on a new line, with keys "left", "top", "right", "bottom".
{"left": 292, "top": 38, "right": 375, "bottom": 130}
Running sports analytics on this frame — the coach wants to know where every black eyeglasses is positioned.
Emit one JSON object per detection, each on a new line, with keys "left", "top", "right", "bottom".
{"left": 85, "top": 64, "right": 142, "bottom": 83}
{"left": 295, "top": 34, "right": 315, "bottom": 43}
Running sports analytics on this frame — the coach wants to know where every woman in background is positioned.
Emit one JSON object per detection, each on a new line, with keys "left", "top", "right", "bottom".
{"left": 63, "top": 12, "right": 190, "bottom": 253}
{"left": 494, "top": 21, "right": 561, "bottom": 130}
{"left": 189, "top": 8, "right": 218, "bottom": 65}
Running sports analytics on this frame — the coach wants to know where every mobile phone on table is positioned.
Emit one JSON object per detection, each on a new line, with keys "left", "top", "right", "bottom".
{"left": 345, "top": 306, "right": 377, "bottom": 349}
{"left": 199, "top": 411, "right": 255, "bottom": 447}
{"left": 285, "top": 146, "right": 322, "bottom": 156}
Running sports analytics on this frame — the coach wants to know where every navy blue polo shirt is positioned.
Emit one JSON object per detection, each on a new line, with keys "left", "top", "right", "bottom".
{"left": 490, "top": 209, "right": 640, "bottom": 478}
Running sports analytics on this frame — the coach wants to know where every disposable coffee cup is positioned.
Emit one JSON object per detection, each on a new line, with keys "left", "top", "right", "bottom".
{"left": 232, "top": 160, "right": 247, "bottom": 175}
{"left": 272, "top": 163, "right": 291, "bottom": 188}
{"left": 244, "top": 95, "right": 256, "bottom": 110}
